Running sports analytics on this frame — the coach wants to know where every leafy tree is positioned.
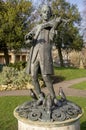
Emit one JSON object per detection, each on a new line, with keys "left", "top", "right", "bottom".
{"left": 0, "top": 0, "right": 9, "bottom": 64}
{"left": 32, "top": 0, "right": 83, "bottom": 66}
{"left": 52, "top": 0, "right": 83, "bottom": 66}
{"left": 0, "top": 0, "right": 32, "bottom": 65}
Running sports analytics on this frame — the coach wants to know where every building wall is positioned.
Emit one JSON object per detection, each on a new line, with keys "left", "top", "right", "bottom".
{"left": 52, "top": 48, "right": 86, "bottom": 68}
{"left": 0, "top": 48, "right": 86, "bottom": 68}
{"left": 0, "top": 53, "right": 5, "bottom": 64}
{"left": 0, "top": 50, "right": 29, "bottom": 64}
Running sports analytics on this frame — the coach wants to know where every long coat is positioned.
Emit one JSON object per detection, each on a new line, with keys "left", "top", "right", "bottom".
{"left": 26, "top": 24, "right": 54, "bottom": 75}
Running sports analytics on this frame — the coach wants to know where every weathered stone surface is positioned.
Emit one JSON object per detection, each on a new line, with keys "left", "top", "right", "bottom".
{"left": 14, "top": 110, "right": 82, "bottom": 130}
{"left": 18, "top": 120, "right": 80, "bottom": 130}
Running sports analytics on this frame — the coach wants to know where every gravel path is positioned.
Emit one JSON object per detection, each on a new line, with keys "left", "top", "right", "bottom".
{"left": 0, "top": 77, "right": 86, "bottom": 97}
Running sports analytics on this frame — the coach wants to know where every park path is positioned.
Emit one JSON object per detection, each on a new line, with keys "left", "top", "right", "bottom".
{"left": 52, "top": 77, "right": 86, "bottom": 97}
{"left": 0, "top": 77, "right": 86, "bottom": 97}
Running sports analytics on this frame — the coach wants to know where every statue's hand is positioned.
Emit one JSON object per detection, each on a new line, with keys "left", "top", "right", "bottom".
{"left": 55, "top": 17, "right": 70, "bottom": 26}
{"left": 24, "top": 32, "right": 34, "bottom": 44}
{"left": 25, "top": 32, "right": 33, "bottom": 41}
{"left": 62, "top": 19, "right": 70, "bottom": 25}
{"left": 56, "top": 17, "right": 61, "bottom": 22}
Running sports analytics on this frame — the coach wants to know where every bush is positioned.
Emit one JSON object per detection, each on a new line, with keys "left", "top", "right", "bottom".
{"left": 0, "top": 64, "right": 3, "bottom": 72}
{"left": 8, "top": 61, "right": 27, "bottom": 70}
{"left": 0, "top": 65, "right": 45, "bottom": 91}
{"left": 0, "top": 66, "right": 31, "bottom": 90}
{"left": 0, "top": 64, "right": 5, "bottom": 72}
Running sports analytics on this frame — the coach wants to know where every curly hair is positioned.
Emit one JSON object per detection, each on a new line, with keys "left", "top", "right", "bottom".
{"left": 40, "top": 4, "right": 52, "bottom": 17}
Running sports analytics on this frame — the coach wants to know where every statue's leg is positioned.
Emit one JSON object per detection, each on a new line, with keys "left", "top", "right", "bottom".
{"left": 31, "top": 61, "right": 45, "bottom": 105}
{"left": 42, "top": 74, "right": 62, "bottom": 106}
{"left": 31, "top": 61, "right": 41, "bottom": 96}
{"left": 42, "top": 74, "right": 56, "bottom": 98}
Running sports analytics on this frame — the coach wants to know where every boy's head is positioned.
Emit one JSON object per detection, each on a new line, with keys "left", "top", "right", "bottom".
{"left": 40, "top": 5, "right": 52, "bottom": 21}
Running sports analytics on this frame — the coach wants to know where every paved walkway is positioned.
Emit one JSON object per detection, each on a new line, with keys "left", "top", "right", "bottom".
{"left": 53, "top": 77, "right": 86, "bottom": 97}
{"left": 0, "top": 77, "right": 86, "bottom": 97}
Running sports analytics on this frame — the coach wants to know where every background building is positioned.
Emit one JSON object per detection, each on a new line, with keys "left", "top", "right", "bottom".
{"left": 0, "top": 49, "right": 29, "bottom": 64}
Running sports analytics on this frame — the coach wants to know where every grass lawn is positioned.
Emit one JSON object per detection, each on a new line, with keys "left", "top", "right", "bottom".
{"left": 70, "top": 81, "right": 86, "bottom": 90}
{"left": 0, "top": 96, "right": 31, "bottom": 130}
{"left": 0, "top": 96, "right": 86, "bottom": 130}
{"left": 54, "top": 67, "right": 86, "bottom": 81}
{"left": 68, "top": 97, "right": 86, "bottom": 130}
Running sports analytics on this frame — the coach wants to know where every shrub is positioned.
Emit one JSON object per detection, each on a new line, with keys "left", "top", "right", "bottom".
{"left": 8, "top": 61, "right": 27, "bottom": 70}
{"left": 0, "top": 66, "right": 31, "bottom": 90}
{"left": 0, "top": 64, "right": 5, "bottom": 72}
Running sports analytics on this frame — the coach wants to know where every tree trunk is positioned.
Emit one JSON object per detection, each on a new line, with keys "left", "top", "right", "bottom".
{"left": 3, "top": 48, "right": 9, "bottom": 65}
{"left": 57, "top": 46, "right": 64, "bottom": 67}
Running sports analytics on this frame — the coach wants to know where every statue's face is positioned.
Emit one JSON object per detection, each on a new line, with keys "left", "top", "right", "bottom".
{"left": 41, "top": 5, "right": 51, "bottom": 21}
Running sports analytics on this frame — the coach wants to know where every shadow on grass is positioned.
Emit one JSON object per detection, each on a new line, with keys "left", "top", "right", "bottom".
{"left": 54, "top": 66, "right": 79, "bottom": 70}
{"left": 52, "top": 75, "right": 65, "bottom": 84}
{"left": 81, "top": 121, "right": 86, "bottom": 130}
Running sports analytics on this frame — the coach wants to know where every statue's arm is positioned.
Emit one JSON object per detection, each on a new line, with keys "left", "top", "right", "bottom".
{"left": 50, "top": 17, "right": 70, "bottom": 30}
{"left": 49, "top": 17, "right": 70, "bottom": 41}
{"left": 48, "top": 18, "right": 59, "bottom": 41}
{"left": 24, "top": 27, "right": 36, "bottom": 44}
{"left": 25, "top": 24, "right": 43, "bottom": 44}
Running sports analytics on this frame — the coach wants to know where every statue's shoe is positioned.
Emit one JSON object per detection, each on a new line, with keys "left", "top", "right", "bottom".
{"left": 54, "top": 98, "right": 62, "bottom": 107}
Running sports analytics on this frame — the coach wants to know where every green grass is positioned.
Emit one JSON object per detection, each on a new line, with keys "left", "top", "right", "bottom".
{"left": 54, "top": 67, "right": 86, "bottom": 80}
{"left": 0, "top": 96, "right": 31, "bottom": 130}
{"left": 70, "top": 81, "right": 86, "bottom": 90}
{"left": 67, "top": 97, "right": 86, "bottom": 130}
{"left": 0, "top": 96, "right": 86, "bottom": 130}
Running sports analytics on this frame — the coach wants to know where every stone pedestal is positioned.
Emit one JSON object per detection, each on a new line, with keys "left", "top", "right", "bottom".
{"left": 14, "top": 110, "right": 82, "bottom": 130}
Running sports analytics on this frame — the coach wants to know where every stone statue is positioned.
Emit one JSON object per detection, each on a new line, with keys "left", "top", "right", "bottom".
{"left": 25, "top": 5, "right": 67, "bottom": 106}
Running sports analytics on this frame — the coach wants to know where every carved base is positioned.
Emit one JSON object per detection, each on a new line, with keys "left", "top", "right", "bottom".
{"left": 14, "top": 100, "right": 82, "bottom": 122}
{"left": 14, "top": 98, "right": 83, "bottom": 130}
{"left": 14, "top": 111, "right": 82, "bottom": 130}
